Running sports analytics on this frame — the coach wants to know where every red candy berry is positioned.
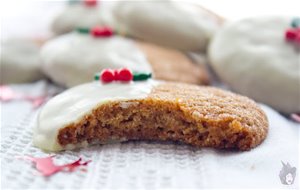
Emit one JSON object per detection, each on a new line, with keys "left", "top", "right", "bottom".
{"left": 84, "top": 0, "right": 97, "bottom": 7}
{"left": 99, "top": 68, "right": 133, "bottom": 83}
{"left": 113, "top": 70, "right": 120, "bottom": 80}
{"left": 91, "top": 26, "right": 113, "bottom": 38}
{"left": 285, "top": 29, "right": 297, "bottom": 41}
{"left": 100, "top": 27, "right": 114, "bottom": 37}
{"left": 118, "top": 68, "right": 133, "bottom": 82}
{"left": 100, "top": 69, "right": 114, "bottom": 83}
{"left": 285, "top": 27, "right": 300, "bottom": 45}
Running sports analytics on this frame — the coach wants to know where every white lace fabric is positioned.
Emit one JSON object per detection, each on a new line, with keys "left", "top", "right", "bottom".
{"left": 1, "top": 81, "right": 299, "bottom": 189}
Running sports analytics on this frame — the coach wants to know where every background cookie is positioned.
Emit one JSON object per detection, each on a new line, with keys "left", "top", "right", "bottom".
{"left": 41, "top": 31, "right": 209, "bottom": 88}
{"left": 1, "top": 38, "right": 45, "bottom": 84}
{"left": 34, "top": 80, "right": 268, "bottom": 151}
{"left": 111, "top": 1, "right": 223, "bottom": 52}
{"left": 136, "top": 41, "right": 209, "bottom": 85}
{"left": 209, "top": 16, "right": 300, "bottom": 114}
{"left": 52, "top": 0, "right": 113, "bottom": 35}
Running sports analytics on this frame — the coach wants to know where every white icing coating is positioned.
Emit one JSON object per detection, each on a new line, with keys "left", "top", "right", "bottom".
{"left": 41, "top": 33, "right": 152, "bottom": 88}
{"left": 112, "top": 1, "right": 221, "bottom": 51}
{"left": 209, "top": 16, "right": 300, "bottom": 113}
{"left": 52, "top": 2, "right": 114, "bottom": 35}
{"left": 33, "top": 80, "right": 160, "bottom": 151}
{"left": 0, "top": 39, "right": 44, "bottom": 84}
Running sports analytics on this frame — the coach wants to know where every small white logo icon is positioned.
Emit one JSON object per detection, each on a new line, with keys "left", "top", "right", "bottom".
{"left": 279, "top": 161, "right": 296, "bottom": 185}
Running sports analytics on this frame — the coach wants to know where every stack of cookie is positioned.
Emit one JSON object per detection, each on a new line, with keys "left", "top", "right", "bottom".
{"left": 3, "top": 0, "right": 299, "bottom": 152}
{"left": 2, "top": 0, "right": 221, "bottom": 85}
{"left": 41, "top": 0, "right": 224, "bottom": 87}
{"left": 31, "top": 0, "right": 270, "bottom": 152}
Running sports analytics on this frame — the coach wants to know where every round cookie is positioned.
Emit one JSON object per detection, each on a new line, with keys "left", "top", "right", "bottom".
{"left": 41, "top": 31, "right": 209, "bottom": 88}
{"left": 209, "top": 16, "right": 300, "bottom": 114}
{"left": 52, "top": 0, "right": 113, "bottom": 35}
{"left": 33, "top": 79, "right": 268, "bottom": 151}
{"left": 1, "top": 38, "right": 44, "bottom": 84}
{"left": 111, "top": 1, "right": 223, "bottom": 52}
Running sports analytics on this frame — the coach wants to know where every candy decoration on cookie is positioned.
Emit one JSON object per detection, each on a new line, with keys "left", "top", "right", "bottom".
{"left": 84, "top": 0, "right": 97, "bottom": 7}
{"left": 76, "top": 26, "right": 114, "bottom": 38}
{"left": 285, "top": 17, "right": 300, "bottom": 44}
{"left": 100, "top": 69, "right": 116, "bottom": 82}
{"left": 91, "top": 26, "right": 114, "bottom": 37}
{"left": 133, "top": 72, "right": 153, "bottom": 81}
{"left": 68, "top": 0, "right": 98, "bottom": 7}
{"left": 291, "top": 17, "right": 300, "bottom": 28}
{"left": 94, "top": 68, "right": 152, "bottom": 83}
{"left": 76, "top": 27, "right": 90, "bottom": 34}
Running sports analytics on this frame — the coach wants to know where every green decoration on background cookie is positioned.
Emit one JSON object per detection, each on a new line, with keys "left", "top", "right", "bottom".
{"left": 291, "top": 17, "right": 300, "bottom": 28}
{"left": 76, "top": 27, "right": 90, "bottom": 34}
{"left": 94, "top": 73, "right": 100, "bottom": 81}
{"left": 68, "top": 0, "right": 81, "bottom": 5}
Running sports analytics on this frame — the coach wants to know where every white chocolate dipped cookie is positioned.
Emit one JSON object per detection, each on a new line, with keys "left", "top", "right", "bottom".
{"left": 1, "top": 38, "right": 45, "bottom": 84}
{"left": 209, "top": 16, "right": 300, "bottom": 114}
{"left": 41, "top": 27, "right": 209, "bottom": 88}
{"left": 111, "top": 1, "right": 223, "bottom": 52}
{"left": 52, "top": 0, "right": 113, "bottom": 35}
{"left": 33, "top": 77, "right": 268, "bottom": 152}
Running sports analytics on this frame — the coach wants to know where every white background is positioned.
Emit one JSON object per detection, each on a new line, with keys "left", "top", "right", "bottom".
{"left": 1, "top": 0, "right": 300, "bottom": 39}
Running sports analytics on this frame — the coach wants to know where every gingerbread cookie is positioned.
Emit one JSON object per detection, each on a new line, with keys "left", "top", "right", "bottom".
{"left": 33, "top": 75, "right": 268, "bottom": 151}
{"left": 111, "top": 1, "right": 223, "bottom": 52}
{"left": 41, "top": 28, "right": 209, "bottom": 88}
{"left": 1, "top": 38, "right": 44, "bottom": 84}
{"left": 135, "top": 41, "right": 209, "bottom": 85}
{"left": 52, "top": 0, "right": 113, "bottom": 35}
{"left": 209, "top": 16, "right": 300, "bottom": 114}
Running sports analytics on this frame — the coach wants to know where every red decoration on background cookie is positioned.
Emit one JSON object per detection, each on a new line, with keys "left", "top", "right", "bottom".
{"left": 84, "top": 0, "right": 97, "bottom": 7}
{"left": 118, "top": 68, "right": 133, "bottom": 82}
{"left": 285, "top": 18, "right": 300, "bottom": 45}
{"left": 285, "top": 29, "right": 298, "bottom": 41}
{"left": 100, "top": 69, "right": 115, "bottom": 83}
{"left": 20, "top": 155, "right": 91, "bottom": 177}
{"left": 91, "top": 26, "right": 113, "bottom": 38}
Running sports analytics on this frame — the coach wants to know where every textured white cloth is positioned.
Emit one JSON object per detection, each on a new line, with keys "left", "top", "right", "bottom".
{"left": 1, "top": 1, "right": 299, "bottom": 188}
{"left": 1, "top": 81, "right": 299, "bottom": 189}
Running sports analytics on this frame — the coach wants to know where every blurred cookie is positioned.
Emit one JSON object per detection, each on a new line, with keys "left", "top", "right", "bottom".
{"left": 209, "top": 16, "right": 300, "bottom": 114}
{"left": 41, "top": 29, "right": 209, "bottom": 88}
{"left": 34, "top": 79, "right": 268, "bottom": 151}
{"left": 111, "top": 1, "right": 223, "bottom": 52}
{"left": 1, "top": 38, "right": 44, "bottom": 84}
{"left": 136, "top": 41, "right": 209, "bottom": 85}
{"left": 52, "top": 0, "right": 113, "bottom": 35}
